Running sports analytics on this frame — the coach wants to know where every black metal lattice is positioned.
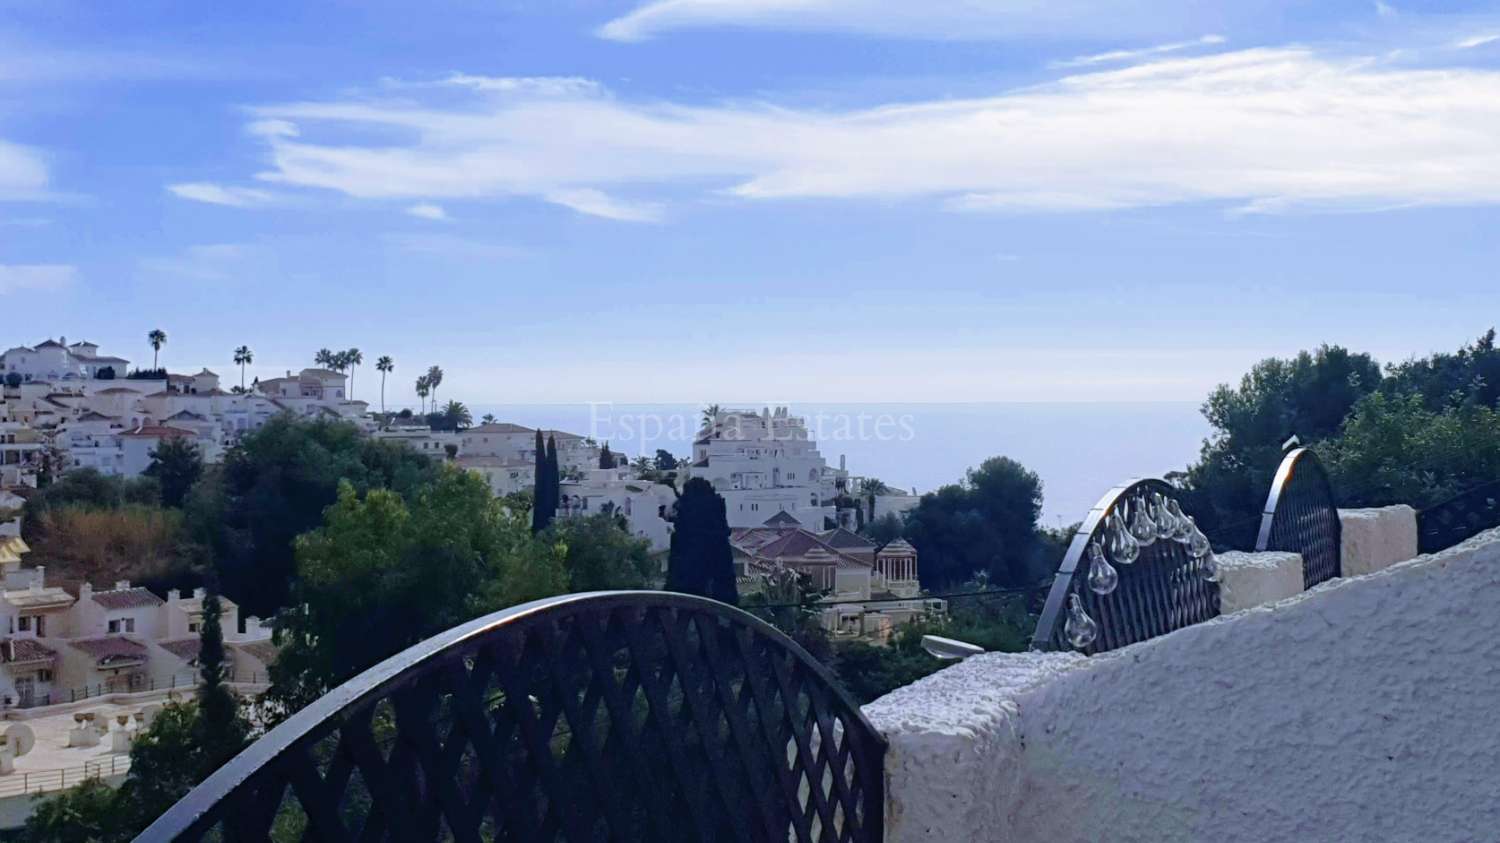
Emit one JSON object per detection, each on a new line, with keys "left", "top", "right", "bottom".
{"left": 1417, "top": 480, "right": 1500, "bottom": 554}
{"left": 1256, "top": 447, "right": 1343, "bottom": 589}
{"left": 1032, "top": 479, "right": 1219, "bottom": 654}
{"left": 139, "top": 591, "right": 886, "bottom": 843}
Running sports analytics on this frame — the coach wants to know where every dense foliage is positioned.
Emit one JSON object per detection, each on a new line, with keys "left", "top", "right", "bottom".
{"left": 144, "top": 437, "right": 203, "bottom": 508}
{"left": 542, "top": 512, "right": 657, "bottom": 591}
{"left": 186, "top": 416, "right": 440, "bottom": 616}
{"left": 902, "top": 456, "right": 1046, "bottom": 588}
{"left": 665, "top": 477, "right": 737, "bottom": 605}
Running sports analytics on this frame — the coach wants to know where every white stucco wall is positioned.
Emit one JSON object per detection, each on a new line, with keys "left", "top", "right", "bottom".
{"left": 1339, "top": 505, "right": 1417, "bottom": 576}
{"left": 867, "top": 527, "right": 1500, "bottom": 843}
{"left": 1215, "top": 550, "right": 1303, "bottom": 614}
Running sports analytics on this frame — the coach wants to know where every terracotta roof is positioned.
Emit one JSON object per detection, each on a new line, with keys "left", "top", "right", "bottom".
{"left": 92, "top": 387, "right": 140, "bottom": 395}
{"left": 119, "top": 425, "right": 193, "bottom": 439}
{"left": 160, "top": 639, "right": 201, "bottom": 661}
{"left": 763, "top": 511, "right": 803, "bottom": 527}
{"left": 3, "top": 587, "right": 75, "bottom": 609}
{"left": 86, "top": 356, "right": 129, "bottom": 363}
{"left": 91, "top": 586, "right": 164, "bottom": 609}
{"left": 34, "top": 339, "right": 64, "bottom": 349}
{"left": 74, "top": 411, "right": 119, "bottom": 422}
{"left": 67, "top": 340, "right": 95, "bottom": 347}
{"left": 232, "top": 638, "right": 278, "bottom": 665}
{"left": 3, "top": 638, "right": 55, "bottom": 664}
{"left": 819, "top": 528, "right": 877, "bottom": 550}
{"left": 300, "top": 368, "right": 344, "bottom": 379}
{"left": 878, "top": 538, "right": 917, "bottom": 555}
{"left": 69, "top": 636, "right": 148, "bottom": 663}
{"left": 164, "top": 409, "right": 207, "bottom": 420}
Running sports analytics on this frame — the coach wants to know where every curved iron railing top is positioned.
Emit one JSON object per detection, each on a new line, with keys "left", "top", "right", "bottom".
{"left": 1256, "top": 447, "right": 1343, "bottom": 589}
{"left": 1417, "top": 479, "right": 1500, "bottom": 554}
{"left": 1032, "top": 478, "right": 1219, "bottom": 654}
{"left": 140, "top": 591, "right": 887, "bottom": 843}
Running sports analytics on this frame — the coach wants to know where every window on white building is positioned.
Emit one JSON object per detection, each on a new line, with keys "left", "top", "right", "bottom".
{"left": 108, "top": 617, "right": 136, "bottom": 634}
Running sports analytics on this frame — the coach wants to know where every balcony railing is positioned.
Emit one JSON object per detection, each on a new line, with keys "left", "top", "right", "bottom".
{"left": 143, "top": 591, "right": 886, "bottom": 842}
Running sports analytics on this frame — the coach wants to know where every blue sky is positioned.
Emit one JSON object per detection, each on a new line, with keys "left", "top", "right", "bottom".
{"left": 2, "top": 0, "right": 1499, "bottom": 406}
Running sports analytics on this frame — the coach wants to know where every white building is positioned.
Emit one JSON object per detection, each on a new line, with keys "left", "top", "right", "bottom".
{"left": 688, "top": 407, "right": 841, "bottom": 529}
{"left": 0, "top": 338, "right": 131, "bottom": 383}
{"left": 558, "top": 467, "right": 676, "bottom": 551}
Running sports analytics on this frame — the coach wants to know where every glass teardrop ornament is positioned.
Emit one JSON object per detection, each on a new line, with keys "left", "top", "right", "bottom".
{"left": 1151, "top": 493, "right": 1175, "bottom": 541}
{"left": 1201, "top": 551, "right": 1220, "bottom": 583}
{"left": 1087, "top": 545, "right": 1119, "bottom": 595}
{"left": 1127, "top": 497, "right": 1157, "bottom": 547}
{"left": 1188, "top": 517, "right": 1212, "bottom": 559}
{"left": 1166, "top": 498, "right": 1193, "bottom": 543}
{"left": 1107, "top": 513, "right": 1140, "bottom": 566}
{"left": 1065, "top": 593, "right": 1099, "bottom": 650}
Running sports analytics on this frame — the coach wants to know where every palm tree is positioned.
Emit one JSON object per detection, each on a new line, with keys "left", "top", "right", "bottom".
{"left": 701, "top": 403, "right": 721, "bottom": 428}
{"left": 375, "top": 356, "right": 394, "bottom": 414}
{"left": 443, "top": 400, "right": 472, "bottom": 431}
{"left": 344, "top": 348, "right": 363, "bottom": 400}
{"left": 426, "top": 366, "right": 444, "bottom": 407}
{"left": 147, "top": 330, "right": 167, "bottom": 370}
{"left": 233, "top": 345, "right": 253, "bottom": 390}
{"left": 415, "top": 375, "right": 431, "bottom": 414}
{"left": 862, "top": 477, "right": 890, "bottom": 524}
{"left": 481, "top": 412, "right": 497, "bottom": 425}
{"left": 314, "top": 348, "right": 336, "bottom": 369}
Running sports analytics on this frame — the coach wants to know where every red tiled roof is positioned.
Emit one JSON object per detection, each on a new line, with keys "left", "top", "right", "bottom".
{"left": 232, "top": 639, "right": 278, "bottom": 666}
{"left": 91, "top": 587, "right": 164, "bottom": 609}
{"left": 69, "top": 636, "right": 147, "bottom": 663}
{"left": 3, "top": 638, "right": 55, "bottom": 664}
{"left": 160, "top": 639, "right": 201, "bottom": 661}
{"left": 819, "top": 528, "right": 877, "bottom": 550}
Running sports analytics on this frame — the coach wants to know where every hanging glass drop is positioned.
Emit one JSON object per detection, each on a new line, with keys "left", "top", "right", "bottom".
{"left": 1151, "top": 493, "right": 1176, "bottom": 541}
{"left": 1166, "top": 498, "right": 1194, "bottom": 543}
{"left": 1188, "top": 517, "right": 1212, "bottom": 559}
{"left": 1107, "top": 513, "right": 1139, "bottom": 566}
{"left": 1065, "top": 593, "right": 1099, "bottom": 650}
{"left": 1127, "top": 497, "right": 1157, "bottom": 547}
{"left": 1201, "top": 551, "right": 1220, "bottom": 582}
{"left": 1087, "top": 540, "right": 1118, "bottom": 595}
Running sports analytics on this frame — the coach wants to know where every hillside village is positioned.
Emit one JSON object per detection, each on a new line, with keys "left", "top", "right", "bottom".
{"left": 0, "top": 336, "right": 935, "bottom": 714}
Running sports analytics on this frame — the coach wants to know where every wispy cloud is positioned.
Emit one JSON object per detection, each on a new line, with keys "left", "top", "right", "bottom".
{"left": 0, "top": 139, "right": 49, "bottom": 200}
{"left": 385, "top": 233, "right": 527, "bottom": 261}
{"left": 0, "top": 264, "right": 75, "bottom": 294}
{"left": 599, "top": 0, "right": 1259, "bottom": 42}
{"left": 1455, "top": 33, "right": 1499, "bottom": 49}
{"left": 139, "top": 244, "right": 252, "bottom": 281}
{"left": 405, "top": 202, "right": 449, "bottom": 221}
{"left": 236, "top": 48, "right": 1500, "bottom": 218}
{"left": 1053, "top": 34, "right": 1226, "bottom": 68}
{"left": 166, "top": 182, "right": 275, "bottom": 207}
{"left": 545, "top": 189, "right": 663, "bottom": 223}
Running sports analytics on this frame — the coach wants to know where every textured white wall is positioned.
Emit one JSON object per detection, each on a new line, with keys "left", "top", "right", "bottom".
{"left": 867, "top": 528, "right": 1500, "bottom": 842}
{"left": 1339, "top": 505, "right": 1418, "bottom": 576}
{"left": 1215, "top": 550, "right": 1302, "bottom": 613}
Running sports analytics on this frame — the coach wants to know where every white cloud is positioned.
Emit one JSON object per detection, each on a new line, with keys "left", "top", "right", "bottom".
{"left": 139, "top": 244, "right": 252, "bottom": 281}
{"left": 0, "top": 139, "right": 49, "bottom": 200}
{"left": 1455, "top": 33, "right": 1499, "bottom": 49}
{"left": 385, "top": 233, "right": 527, "bottom": 260}
{"left": 598, "top": 0, "right": 1256, "bottom": 42}
{"left": 238, "top": 48, "right": 1500, "bottom": 217}
{"left": 0, "top": 264, "right": 75, "bottom": 294}
{"left": 405, "top": 202, "right": 449, "bottom": 220}
{"left": 1053, "top": 34, "right": 1226, "bottom": 68}
{"left": 167, "top": 182, "right": 275, "bottom": 207}
{"left": 545, "top": 189, "right": 663, "bottom": 222}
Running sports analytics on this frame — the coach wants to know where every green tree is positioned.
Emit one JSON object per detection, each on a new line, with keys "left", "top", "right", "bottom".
{"left": 543, "top": 512, "right": 656, "bottom": 591}
{"left": 654, "top": 449, "right": 678, "bottom": 472}
{"left": 531, "top": 429, "right": 555, "bottom": 533}
{"left": 426, "top": 365, "right": 444, "bottom": 407}
{"left": 187, "top": 416, "right": 440, "bottom": 616}
{"left": 269, "top": 471, "right": 568, "bottom": 713}
{"left": 1178, "top": 344, "right": 1382, "bottom": 547}
{"left": 232, "top": 345, "right": 253, "bottom": 391}
{"left": 18, "top": 777, "right": 122, "bottom": 843}
{"left": 1383, "top": 328, "right": 1500, "bottom": 411}
{"left": 344, "top": 347, "right": 363, "bottom": 399}
{"left": 144, "top": 436, "right": 203, "bottom": 508}
{"left": 415, "top": 374, "right": 431, "bottom": 414}
{"left": 700, "top": 404, "right": 721, "bottom": 428}
{"left": 195, "top": 589, "right": 247, "bottom": 771}
{"left": 599, "top": 442, "right": 614, "bottom": 469}
{"left": 147, "top": 329, "right": 167, "bottom": 370}
{"left": 481, "top": 412, "right": 497, "bottom": 425}
{"left": 1318, "top": 392, "right": 1500, "bottom": 508}
{"left": 375, "top": 355, "right": 394, "bottom": 415}
{"left": 665, "top": 477, "right": 737, "bottom": 605}
{"left": 903, "top": 456, "right": 1045, "bottom": 587}
{"left": 314, "top": 348, "right": 336, "bottom": 369}
{"left": 861, "top": 511, "right": 904, "bottom": 544}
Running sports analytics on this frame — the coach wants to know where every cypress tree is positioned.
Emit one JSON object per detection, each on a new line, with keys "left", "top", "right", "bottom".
{"left": 195, "top": 589, "right": 246, "bottom": 775}
{"left": 545, "top": 434, "right": 560, "bottom": 524}
{"left": 599, "top": 442, "right": 613, "bottom": 470}
{"left": 532, "top": 429, "right": 550, "bottom": 533}
{"left": 666, "top": 478, "right": 738, "bottom": 605}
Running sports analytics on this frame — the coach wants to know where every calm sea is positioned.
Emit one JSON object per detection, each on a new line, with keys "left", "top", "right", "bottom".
{"left": 464, "top": 402, "right": 1211, "bottom": 526}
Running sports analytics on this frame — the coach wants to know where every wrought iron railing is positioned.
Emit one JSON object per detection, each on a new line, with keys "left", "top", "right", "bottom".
{"left": 0, "top": 755, "right": 131, "bottom": 799}
{"left": 139, "top": 591, "right": 887, "bottom": 842}
{"left": 1417, "top": 480, "right": 1500, "bottom": 554}
{"left": 1256, "top": 447, "right": 1343, "bottom": 589}
{"left": 1032, "top": 479, "right": 1219, "bottom": 654}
